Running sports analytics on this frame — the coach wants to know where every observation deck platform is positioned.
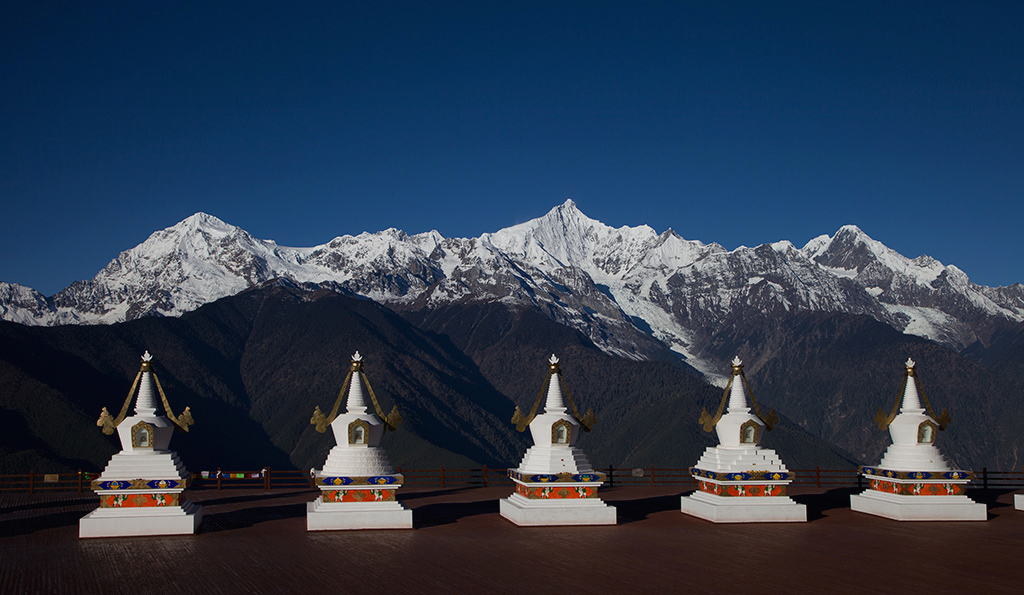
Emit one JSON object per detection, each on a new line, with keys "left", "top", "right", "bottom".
{"left": 1, "top": 486, "right": 1022, "bottom": 593}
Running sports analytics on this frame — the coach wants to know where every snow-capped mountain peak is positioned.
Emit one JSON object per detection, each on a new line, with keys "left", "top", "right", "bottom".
{"left": 179, "top": 211, "right": 235, "bottom": 231}
{"left": 486, "top": 200, "right": 624, "bottom": 268}
{"left": 485, "top": 200, "right": 704, "bottom": 282}
{"left": 3, "top": 203, "right": 1023, "bottom": 376}
{"left": 800, "top": 224, "right": 1024, "bottom": 346}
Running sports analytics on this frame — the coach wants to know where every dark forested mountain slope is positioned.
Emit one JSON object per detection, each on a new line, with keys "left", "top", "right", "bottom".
{"left": 0, "top": 285, "right": 529, "bottom": 473}
{"left": 3, "top": 285, "right": 1018, "bottom": 476}
{"left": 405, "top": 303, "right": 857, "bottom": 470}
{"left": 703, "top": 311, "right": 1023, "bottom": 469}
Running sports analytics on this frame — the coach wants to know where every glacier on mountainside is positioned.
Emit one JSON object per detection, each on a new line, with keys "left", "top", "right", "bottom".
{"left": 2, "top": 200, "right": 1023, "bottom": 379}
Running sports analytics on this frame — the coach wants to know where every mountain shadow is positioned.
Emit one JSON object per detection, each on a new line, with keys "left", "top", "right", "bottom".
{"left": 0, "top": 285, "right": 529, "bottom": 474}
{"left": 703, "top": 311, "right": 1022, "bottom": 469}
{"left": 405, "top": 302, "right": 857, "bottom": 470}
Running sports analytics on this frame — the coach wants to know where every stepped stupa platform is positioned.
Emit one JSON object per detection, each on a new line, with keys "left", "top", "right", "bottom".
{"left": 500, "top": 355, "right": 616, "bottom": 526}
{"left": 850, "top": 359, "right": 985, "bottom": 521}
{"left": 306, "top": 352, "right": 412, "bottom": 530}
{"left": 682, "top": 357, "right": 806, "bottom": 522}
{"left": 79, "top": 351, "right": 202, "bottom": 538}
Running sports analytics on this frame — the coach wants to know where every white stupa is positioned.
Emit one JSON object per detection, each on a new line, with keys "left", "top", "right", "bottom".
{"left": 500, "top": 355, "right": 615, "bottom": 526}
{"left": 307, "top": 352, "right": 412, "bottom": 530}
{"left": 851, "top": 358, "right": 985, "bottom": 521}
{"left": 681, "top": 357, "right": 806, "bottom": 523}
{"left": 79, "top": 351, "right": 202, "bottom": 538}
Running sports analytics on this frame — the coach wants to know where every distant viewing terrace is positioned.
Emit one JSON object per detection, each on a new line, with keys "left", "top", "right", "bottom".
{"left": 2, "top": 467, "right": 1023, "bottom": 593}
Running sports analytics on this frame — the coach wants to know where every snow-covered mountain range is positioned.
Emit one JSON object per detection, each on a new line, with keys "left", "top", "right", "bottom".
{"left": 3, "top": 200, "right": 1022, "bottom": 379}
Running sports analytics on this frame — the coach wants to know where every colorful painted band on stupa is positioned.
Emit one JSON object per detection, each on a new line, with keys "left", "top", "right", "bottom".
{"left": 321, "top": 489, "right": 397, "bottom": 503}
{"left": 859, "top": 467, "right": 972, "bottom": 481}
{"left": 317, "top": 474, "right": 404, "bottom": 487}
{"left": 507, "top": 469, "right": 606, "bottom": 483}
{"left": 866, "top": 477, "right": 967, "bottom": 496}
{"left": 690, "top": 468, "right": 793, "bottom": 482}
{"left": 695, "top": 480, "right": 787, "bottom": 497}
{"left": 91, "top": 476, "right": 191, "bottom": 491}
{"left": 514, "top": 483, "right": 600, "bottom": 499}
{"left": 99, "top": 493, "right": 181, "bottom": 508}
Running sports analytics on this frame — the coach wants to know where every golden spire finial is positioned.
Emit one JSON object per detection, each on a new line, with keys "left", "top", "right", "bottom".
{"left": 700, "top": 355, "right": 775, "bottom": 432}
{"left": 876, "top": 358, "right": 947, "bottom": 431}
{"left": 312, "top": 351, "right": 401, "bottom": 433}
{"left": 97, "top": 350, "right": 194, "bottom": 435}
{"left": 513, "top": 354, "right": 594, "bottom": 432}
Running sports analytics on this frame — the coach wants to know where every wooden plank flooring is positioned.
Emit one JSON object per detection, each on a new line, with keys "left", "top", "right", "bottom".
{"left": 2, "top": 486, "right": 1023, "bottom": 594}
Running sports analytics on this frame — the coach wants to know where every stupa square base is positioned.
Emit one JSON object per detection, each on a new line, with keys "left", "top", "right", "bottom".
{"left": 1015, "top": 494, "right": 1024, "bottom": 511}
{"left": 681, "top": 490, "right": 806, "bottom": 523}
{"left": 306, "top": 499, "right": 412, "bottom": 530}
{"left": 500, "top": 493, "right": 616, "bottom": 526}
{"left": 79, "top": 500, "right": 202, "bottom": 538}
{"left": 850, "top": 490, "right": 986, "bottom": 521}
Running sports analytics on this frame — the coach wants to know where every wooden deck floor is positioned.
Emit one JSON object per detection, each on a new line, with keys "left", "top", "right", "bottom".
{"left": 1, "top": 486, "right": 1023, "bottom": 594}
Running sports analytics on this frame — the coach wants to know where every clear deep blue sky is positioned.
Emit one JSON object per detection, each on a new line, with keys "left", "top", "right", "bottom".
{"left": 2, "top": 1, "right": 1022, "bottom": 296}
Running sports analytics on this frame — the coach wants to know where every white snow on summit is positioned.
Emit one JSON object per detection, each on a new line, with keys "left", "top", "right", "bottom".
{"left": 3, "top": 200, "right": 1023, "bottom": 376}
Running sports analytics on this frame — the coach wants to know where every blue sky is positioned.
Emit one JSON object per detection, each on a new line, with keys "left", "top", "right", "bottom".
{"left": 2, "top": 1, "right": 1022, "bottom": 295}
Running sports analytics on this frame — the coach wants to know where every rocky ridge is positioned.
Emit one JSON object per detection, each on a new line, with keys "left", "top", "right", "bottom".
{"left": 3, "top": 201, "right": 1022, "bottom": 379}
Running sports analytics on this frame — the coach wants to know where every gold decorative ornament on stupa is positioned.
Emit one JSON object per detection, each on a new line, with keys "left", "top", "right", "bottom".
{"left": 96, "top": 352, "right": 194, "bottom": 435}
{"left": 698, "top": 357, "right": 776, "bottom": 433}
{"left": 851, "top": 358, "right": 984, "bottom": 521}
{"left": 873, "top": 358, "right": 950, "bottom": 431}
{"left": 307, "top": 351, "right": 412, "bottom": 530}
{"left": 80, "top": 350, "right": 203, "bottom": 538}
{"left": 310, "top": 353, "right": 401, "bottom": 434}
{"left": 500, "top": 354, "right": 615, "bottom": 526}
{"left": 682, "top": 356, "right": 805, "bottom": 522}
{"left": 511, "top": 356, "right": 595, "bottom": 433}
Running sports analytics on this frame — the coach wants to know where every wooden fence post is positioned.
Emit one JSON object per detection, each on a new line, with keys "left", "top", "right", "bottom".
{"left": 441, "top": 465, "right": 446, "bottom": 488}
{"left": 815, "top": 466, "right": 821, "bottom": 488}
{"left": 650, "top": 465, "right": 656, "bottom": 487}
{"left": 217, "top": 467, "right": 222, "bottom": 490}
{"left": 78, "top": 469, "right": 83, "bottom": 493}
{"left": 29, "top": 470, "right": 34, "bottom": 495}
{"left": 264, "top": 468, "right": 270, "bottom": 490}
{"left": 983, "top": 467, "right": 988, "bottom": 491}
{"left": 482, "top": 465, "right": 488, "bottom": 488}
{"left": 607, "top": 465, "right": 614, "bottom": 488}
